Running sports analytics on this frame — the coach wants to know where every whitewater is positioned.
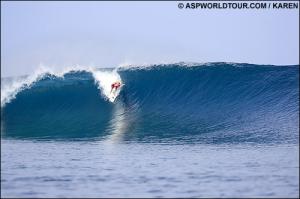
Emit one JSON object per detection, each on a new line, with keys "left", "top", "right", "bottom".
{"left": 1, "top": 62, "right": 299, "bottom": 197}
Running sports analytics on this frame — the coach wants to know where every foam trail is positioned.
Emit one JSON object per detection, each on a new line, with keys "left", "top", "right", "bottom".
{"left": 105, "top": 102, "right": 127, "bottom": 143}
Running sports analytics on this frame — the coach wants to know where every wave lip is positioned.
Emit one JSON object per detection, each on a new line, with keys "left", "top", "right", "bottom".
{"left": 1, "top": 63, "right": 299, "bottom": 144}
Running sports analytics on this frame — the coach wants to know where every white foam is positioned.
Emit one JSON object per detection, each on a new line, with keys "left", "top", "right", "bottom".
{"left": 1, "top": 65, "right": 122, "bottom": 107}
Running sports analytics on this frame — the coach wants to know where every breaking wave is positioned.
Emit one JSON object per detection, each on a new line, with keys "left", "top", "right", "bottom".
{"left": 1, "top": 63, "right": 299, "bottom": 144}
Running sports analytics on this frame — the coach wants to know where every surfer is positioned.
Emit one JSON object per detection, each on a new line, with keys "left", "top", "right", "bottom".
{"left": 110, "top": 81, "right": 121, "bottom": 93}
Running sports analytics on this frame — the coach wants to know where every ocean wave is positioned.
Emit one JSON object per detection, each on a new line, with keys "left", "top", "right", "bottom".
{"left": 1, "top": 63, "right": 299, "bottom": 143}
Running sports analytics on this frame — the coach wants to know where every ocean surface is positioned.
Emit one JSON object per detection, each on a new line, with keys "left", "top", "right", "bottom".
{"left": 1, "top": 63, "right": 299, "bottom": 197}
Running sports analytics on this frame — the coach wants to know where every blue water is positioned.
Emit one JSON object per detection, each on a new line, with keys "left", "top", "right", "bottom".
{"left": 1, "top": 63, "right": 299, "bottom": 197}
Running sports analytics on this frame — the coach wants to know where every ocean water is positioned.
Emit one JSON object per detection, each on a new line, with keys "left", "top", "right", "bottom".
{"left": 1, "top": 63, "right": 299, "bottom": 197}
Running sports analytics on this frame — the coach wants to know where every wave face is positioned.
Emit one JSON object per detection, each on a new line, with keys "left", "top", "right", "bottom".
{"left": 1, "top": 63, "right": 299, "bottom": 144}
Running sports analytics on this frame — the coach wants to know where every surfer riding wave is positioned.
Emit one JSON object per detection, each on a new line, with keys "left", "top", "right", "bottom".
{"left": 110, "top": 81, "right": 121, "bottom": 93}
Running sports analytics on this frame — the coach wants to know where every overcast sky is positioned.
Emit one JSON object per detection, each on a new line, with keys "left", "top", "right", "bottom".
{"left": 1, "top": 1, "right": 299, "bottom": 77}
